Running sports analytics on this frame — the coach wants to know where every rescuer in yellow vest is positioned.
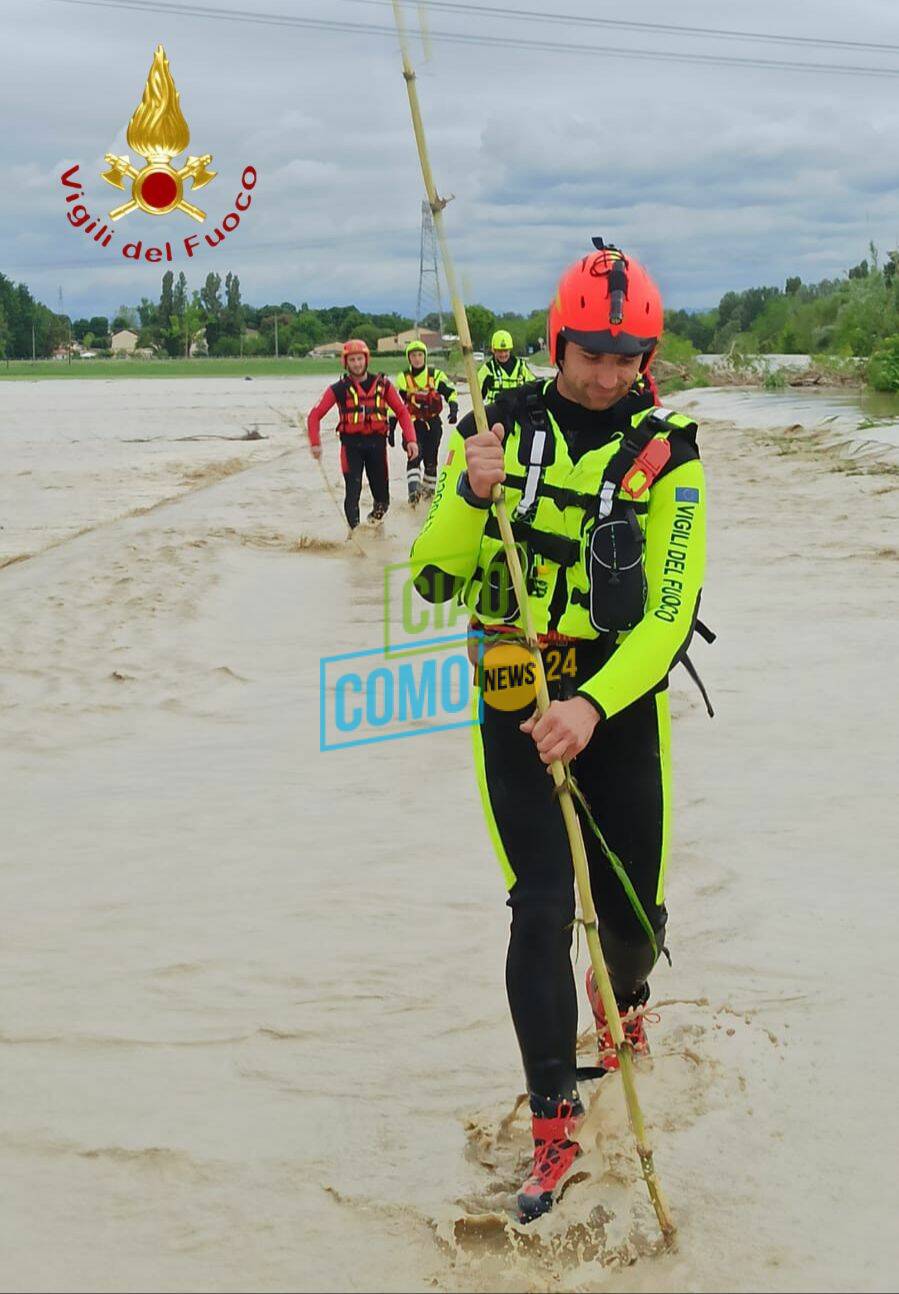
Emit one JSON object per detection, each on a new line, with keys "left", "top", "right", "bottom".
{"left": 409, "top": 240, "right": 708, "bottom": 1223}
{"left": 395, "top": 339, "right": 458, "bottom": 503}
{"left": 477, "top": 327, "right": 535, "bottom": 401}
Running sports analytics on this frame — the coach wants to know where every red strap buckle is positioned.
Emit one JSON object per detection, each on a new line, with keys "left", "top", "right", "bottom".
{"left": 621, "top": 437, "right": 671, "bottom": 498}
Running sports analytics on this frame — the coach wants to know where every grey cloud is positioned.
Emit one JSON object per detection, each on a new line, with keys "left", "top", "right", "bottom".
{"left": 6, "top": 0, "right": 899, "bottom": 316}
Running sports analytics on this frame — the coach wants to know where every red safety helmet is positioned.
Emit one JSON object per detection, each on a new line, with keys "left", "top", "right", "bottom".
{"left": 547, "top": 239, "right": 663, "bottom": 370}
{"left": 342, "top": 338, "right": 370, "bottom": 367}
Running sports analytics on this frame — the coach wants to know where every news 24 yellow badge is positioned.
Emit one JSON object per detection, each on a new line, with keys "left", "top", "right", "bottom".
{"left": 479, "top": 642, "right": 538, "bottom": 712}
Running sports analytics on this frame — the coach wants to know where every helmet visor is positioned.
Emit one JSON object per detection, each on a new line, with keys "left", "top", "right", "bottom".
{"left": 560, "top": 326, "right": 657, "bottom": 357}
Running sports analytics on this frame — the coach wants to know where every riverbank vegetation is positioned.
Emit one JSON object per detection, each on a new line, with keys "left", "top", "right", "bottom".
{"left": 664, "top": 244, "right": 899, "bottom": 391}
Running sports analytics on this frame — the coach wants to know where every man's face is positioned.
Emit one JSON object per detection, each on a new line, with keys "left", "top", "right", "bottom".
{"left": 346, "top": 352, "right": 367, "bottom": 377}
{"left": 494, "top": 348, "right": 511, "bottom": 364}
{"left": 556, "top": 341, "right": 643, "bottom": 411}
{"left": 409, "top": 349, "right": 426, "bottom": 371}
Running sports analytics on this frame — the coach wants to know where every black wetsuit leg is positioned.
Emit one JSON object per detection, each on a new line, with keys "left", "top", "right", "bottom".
{"left": 417, "top": 417, "right": 443, "bottom": 494}
{"left": 475, "top": 650, "right": 668, "bottom": 1099}
{"left": 360, "top": 435, "right": 390, "bottom": 512}
{"left": 340, "top": 439, "right": 364, "bottom": 528}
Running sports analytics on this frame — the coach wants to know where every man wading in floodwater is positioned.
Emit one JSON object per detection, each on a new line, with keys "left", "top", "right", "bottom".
{"left": 307, "top": 339, "right": 417, "bottom": 529}
{"left": 409, "top": 241, "right": 707, "bottom": 1222}
{"left": 395, "top": 339, "right": 458, "bottom": 504}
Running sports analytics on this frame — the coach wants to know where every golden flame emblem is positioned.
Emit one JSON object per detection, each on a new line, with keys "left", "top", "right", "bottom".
{"left": 101, "top": 46, "right": 216, "bottom": 221}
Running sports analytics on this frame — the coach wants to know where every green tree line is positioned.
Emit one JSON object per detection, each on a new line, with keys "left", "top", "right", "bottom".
{"left": 0, "top": 273, "right": 70, "bottom": 359}
{"left": 12, "top": 249, "right": 899, "bottom": 388}
{"left": 0, "top": 268, "right": 547, "bottom": 361}
{"left": 129, "top": 276, "right": 544, "bottom": 358}
{"left": 663, "top": 243, "right": 899, "bottom": 387}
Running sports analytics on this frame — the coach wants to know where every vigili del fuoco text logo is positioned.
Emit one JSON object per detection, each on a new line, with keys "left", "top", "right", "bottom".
{"left": 60, "top": 45, "right": 258, "bottom": 264}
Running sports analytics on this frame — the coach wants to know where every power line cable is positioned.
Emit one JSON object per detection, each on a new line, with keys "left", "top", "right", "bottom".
{"left": 46, "top": 0, "right": 899, "bottom": 79}
{"left": 352, "top": 0, "right": 899, "bottom": 57}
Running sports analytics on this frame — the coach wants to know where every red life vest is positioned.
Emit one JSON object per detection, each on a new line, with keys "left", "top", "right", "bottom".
{"left": 404, "top": 369, "right": 443, "bottom": 420}
{"left": 335, "top": 374, "right": 390, "bottom": 436}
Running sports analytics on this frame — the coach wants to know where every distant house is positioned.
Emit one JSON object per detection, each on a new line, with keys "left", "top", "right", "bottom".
{"left": 377, "top": 328, "right": 443, "bottom": 354}
{"left": 111, "top": 328, "right": 139, "bottom": 354}
{"left": 309, "top": 341, "right": 345, "bottom": 358}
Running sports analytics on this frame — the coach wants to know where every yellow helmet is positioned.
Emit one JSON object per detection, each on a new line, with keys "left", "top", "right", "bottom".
{"left": 491, "top": 329, "right": 514, "bottom": 352}
{"left": 405, "top": 339, "right": 428, "bottom": 362}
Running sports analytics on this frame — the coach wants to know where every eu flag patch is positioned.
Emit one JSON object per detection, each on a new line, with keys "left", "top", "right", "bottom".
{"left": 676, "top": 487, "right": 700, "bottom": 503}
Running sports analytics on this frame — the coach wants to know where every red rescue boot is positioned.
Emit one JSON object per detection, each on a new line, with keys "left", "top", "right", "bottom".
{"left": 586, "top": 968, "right": 654, "bottom": 1070}
{"left": 516, "top": 1095, "right": 584, "bottom": 1224}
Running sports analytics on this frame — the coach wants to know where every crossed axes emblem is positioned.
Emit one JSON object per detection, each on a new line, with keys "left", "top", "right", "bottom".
{"left": 101, "top": 153, "right": 217, "bottom": 222}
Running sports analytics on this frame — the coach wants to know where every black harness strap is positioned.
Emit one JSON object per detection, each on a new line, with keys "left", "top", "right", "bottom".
{"left": 513, "top": 386, "right": 556, "bottom": 518}
{"left": 483, "top": 515, "right": 580, "bottom": 568}
{"left": 681, "top": 652, "right": 714, "bottom": 718}
{"left": 502, "top": 471, "right": 648, "bottom": 515}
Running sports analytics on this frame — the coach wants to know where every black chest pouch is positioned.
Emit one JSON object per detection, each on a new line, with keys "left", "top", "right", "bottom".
{"left": 587, "top": 503, "right": 647, "bottom": 633}
{"left": 475, "top": 543, "right": 531, "bottom": 624}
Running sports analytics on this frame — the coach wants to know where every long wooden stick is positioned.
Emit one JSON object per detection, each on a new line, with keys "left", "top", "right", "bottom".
{"left": 297, "top": 411, "right": 368, "bottom": 557}
{"left": 391, "top": 0, "right": 675, "bottom": 1242}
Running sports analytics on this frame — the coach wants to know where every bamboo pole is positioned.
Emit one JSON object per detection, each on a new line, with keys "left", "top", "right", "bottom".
{"left": 391, "top": 0, "right": 675, "bottom": 1242}
{"left": 297, "top": 411, "right": 368, "bottom": 557}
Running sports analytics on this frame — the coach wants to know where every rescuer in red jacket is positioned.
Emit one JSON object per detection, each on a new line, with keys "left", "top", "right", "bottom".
{"left": 307, "top": 339, "right": 417, "bottom": 529}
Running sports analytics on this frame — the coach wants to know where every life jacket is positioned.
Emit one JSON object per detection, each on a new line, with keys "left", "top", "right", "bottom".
{"left": 482, "top": 355, "right": 531, "bottom": 394}
{"left": 463, "top": 382, "right": 714, "bottom": 711}
{"left": 403, "top": 368, "right": 443, "bottom": 420}
{"left": 335, "top": 373, "right": 390, "bottom": 436}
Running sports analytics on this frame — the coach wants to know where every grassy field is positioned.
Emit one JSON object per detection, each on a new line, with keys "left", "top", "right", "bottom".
{"left": 0, "top": 351, "right": 550, "bottom": 382}
{"left": 0, "top": 355, "right": 413, "bottom": 381}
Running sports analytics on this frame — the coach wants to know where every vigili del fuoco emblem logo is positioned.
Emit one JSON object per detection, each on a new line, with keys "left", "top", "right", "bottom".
{"left": 60, "top": 45, "right": 258, "bottom": 263}
{"left": 101, "top": 45, "right": 216, "bottom": 222}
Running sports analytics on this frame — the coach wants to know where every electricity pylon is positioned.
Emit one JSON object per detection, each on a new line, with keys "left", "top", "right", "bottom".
{"left": 415, "top": 199, "right": 444, "bottom": 338}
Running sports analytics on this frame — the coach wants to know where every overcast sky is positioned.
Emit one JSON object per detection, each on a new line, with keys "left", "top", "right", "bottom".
{"left": 6, "top": 0, "right": 899, "bottom": 320}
